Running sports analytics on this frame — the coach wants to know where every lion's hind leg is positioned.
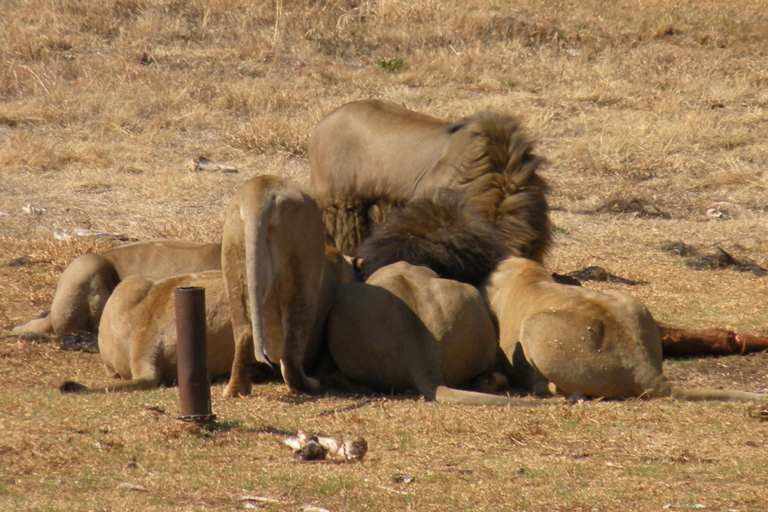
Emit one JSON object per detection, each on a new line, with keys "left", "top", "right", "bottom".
{"left": 106, "top": 336, "right": 166, "bottom": 392}
{"left": 50, "top": 253, "right": 120, "bottom": 335}
{"left": 15, "top": 253, "right": 118, "bottom": 337}
{"left": 60, "top": 358, "right": 162, "bottom": 394}
{"left": 81, "top": 331, "right": 164, "bottom": 393}
{"left": 277, "top": 258, "right": 323, "bottom": 394}
{"left": 520, "top": 309, "right": 646, "bottom": 399}
{"left": 280, "top": 359, "right": 320, "bottom": 394}
{"left": 12, "top": 312, "right": 54, "bottom": 336}
{"left": 221, "top": 219, "right": 256, "bottom": 398}
{"left": 279, "top": 303, "right": 321, "bottom": 394}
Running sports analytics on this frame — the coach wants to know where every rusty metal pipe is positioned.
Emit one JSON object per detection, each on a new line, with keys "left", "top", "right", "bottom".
{"left": 175, "top": 286, "right": 216, "bottom": 423}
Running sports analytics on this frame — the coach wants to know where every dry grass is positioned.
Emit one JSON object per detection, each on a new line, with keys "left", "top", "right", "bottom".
{"left": 2, "top": 0, "right": 768, "bottom": 510}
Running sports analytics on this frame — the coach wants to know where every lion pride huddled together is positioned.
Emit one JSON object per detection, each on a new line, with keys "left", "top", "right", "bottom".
{"left": 15, "top": 99, "right": 767, "bottom": 405}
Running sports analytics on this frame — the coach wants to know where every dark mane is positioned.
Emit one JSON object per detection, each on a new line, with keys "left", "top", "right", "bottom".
{"left": 318, "top": 194, "right": 402, "bottom": 257}
{"left": 356, "top": 194, "right": 508, "bottom": 287}
{"left": 452, "top": 110, "right": 551, "bottom": 262}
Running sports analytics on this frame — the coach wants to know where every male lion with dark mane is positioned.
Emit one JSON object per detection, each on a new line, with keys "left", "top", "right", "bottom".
{"left": 309, "top": 99, "right": 550, "bottom": 274}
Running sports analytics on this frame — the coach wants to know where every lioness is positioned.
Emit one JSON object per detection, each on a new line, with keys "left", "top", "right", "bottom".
{"left": 12, "top": 240, "right": 222, "bottom": 337}
{"left": 221, "top": 175, "right": 357, "bottom": 398}
{"left": 61, "top": 271, "right": 234, "bottom": 393}
{"left": 484, "top": 257, "right": 768, "bottom": 402}
{"left": 309, "top": 99, "right": 551, "bottom": 261}
{"left": 327, "top": 261, "right": 539, "bottom": 406}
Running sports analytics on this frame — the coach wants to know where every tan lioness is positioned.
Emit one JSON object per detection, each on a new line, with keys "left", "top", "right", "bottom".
{"left": 327, "top": 262, "right": 540, "bottom": 406}
{"left": 13, "top": 240, "right": 222, "bottom": 337}
{"left": 61, "top": 271, "right": 234, "bottom": 393}
{"left": 221, "top": 175, "right": 357, "bottom": 398}
{"left": 484, "top": 256, "right": 768, "bottom": 402}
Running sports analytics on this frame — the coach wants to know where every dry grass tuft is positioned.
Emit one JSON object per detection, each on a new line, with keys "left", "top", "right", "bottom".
{"left": 2, "top": 0, "right": 768, "bottom": 510}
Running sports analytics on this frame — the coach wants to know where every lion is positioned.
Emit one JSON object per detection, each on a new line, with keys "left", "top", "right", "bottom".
{"left": 327, "top": 261, "right": 541, "bottom": 406}
{"left": 60, "top": 270, "right": 234, "bottom": 393}
{"left": 483, "top": 256, "right": 768, "bottom": 402}
{"left": 355, "top": 193, "right": 509, "bottom": 287}
{"left": 221, "top": 175, "right": 357, "bottom": 398}
{"left": 309, "top": 99, "right": 551, "bottom": 263}
{"left": 12, "top": 240, "right": 222, "bottom": 337}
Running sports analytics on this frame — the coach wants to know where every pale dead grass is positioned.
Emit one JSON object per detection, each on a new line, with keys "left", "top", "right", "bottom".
{"left": 1, "top": 0, "right": 768, "bottom": 510}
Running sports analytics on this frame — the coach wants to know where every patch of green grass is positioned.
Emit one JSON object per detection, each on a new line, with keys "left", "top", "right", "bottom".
{"left": 378, "top": 57, "right": 405, "bottom": 71}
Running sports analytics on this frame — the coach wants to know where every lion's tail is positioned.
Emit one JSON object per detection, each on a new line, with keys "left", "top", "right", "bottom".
{"left": 668, "top": 385, "right": 768, "bottom": 403}
{"left": 433, "top": 385, "right": 544, "bottom": 407}
{"left": 59, "top": 378, "right": 161, "bottom": 394}
{"left": 12, "top": 312, "right": 54, "bottom": 336}
{"left": 240, "top": 187, "right": 276, "bottom": 366}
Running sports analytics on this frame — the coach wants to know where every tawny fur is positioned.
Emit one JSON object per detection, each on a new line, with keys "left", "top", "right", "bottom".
{"left": 356, "top": 194, "right": 508, "bottom": 287}
{"left": 309, "top": 99, "right": 550, "bottom": 261}
{"left": 221, "top": 175, "right": 357, "bottom": 398}
{"left": 60, "top": 271, "right": 234, "bottom": 393}
{"left": 483, "top": 257, "right": 768, "bottom": 403}
{"left": 13, "top": 240, "right": 222, "bottom": 337}
{"left": 327, "top": 261, "right": 540, "bottom": 407}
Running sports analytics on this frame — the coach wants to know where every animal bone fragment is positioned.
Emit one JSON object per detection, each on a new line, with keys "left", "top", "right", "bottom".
{"left": 189, "top": 156, "right": 238, "bottom": 173}
{"left": 284, "top": 430, "right": 367, "bottom": 462}
{"left": 22, "top": 204, "right": 47, "bottom": 215}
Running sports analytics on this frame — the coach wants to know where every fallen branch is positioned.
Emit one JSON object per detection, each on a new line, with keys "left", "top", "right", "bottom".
{"left": 659, "top": 323, "right": 768, "bottom": 357}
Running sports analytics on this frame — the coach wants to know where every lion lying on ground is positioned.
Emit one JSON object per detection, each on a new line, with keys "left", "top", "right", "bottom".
{"left": 484, "top": 256, "right": 768, "bottom": 402}
{"left": 309, "top": 99, "right": 551, "bottom": 262}
{"left": 327, "top": 261, "right": 540, "bottom": 406}
{"left": 61, "top": 271, "right": 234, "bottom": 393}
{"left": 13, "top": 240, "right": 222, "bottom": 337}
{"left": 221, "top": 175, "right": 357, "bottom": 398}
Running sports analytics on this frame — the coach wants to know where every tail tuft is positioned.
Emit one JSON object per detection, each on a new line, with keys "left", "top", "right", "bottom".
{"left": 60, "top": 381, "right": 89, "bottom": 394}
